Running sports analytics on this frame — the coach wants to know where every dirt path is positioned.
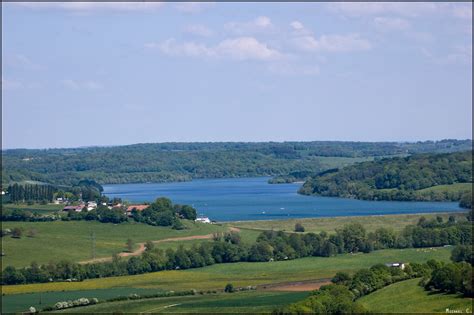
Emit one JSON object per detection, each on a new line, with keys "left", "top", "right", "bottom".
{"left": 79, "top": 230, "right": 234, "bottom": 265}
{"left": 259, "top": 278, "right": 332, "bottom": 292}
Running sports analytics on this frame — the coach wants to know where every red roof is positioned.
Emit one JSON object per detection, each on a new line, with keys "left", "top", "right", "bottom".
{"left": 126, "top": 205, "right": 149, "bottom": 212}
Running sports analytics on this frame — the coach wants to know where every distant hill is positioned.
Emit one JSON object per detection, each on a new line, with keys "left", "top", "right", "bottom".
{"left": 2, "top": 140, "right": 472, "bottom": 187}
{"left": 299, "top": 150, "right": 472, "bottom": 204}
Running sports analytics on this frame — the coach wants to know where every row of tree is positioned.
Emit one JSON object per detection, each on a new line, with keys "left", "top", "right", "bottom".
{"left": 2, "top": 214, "right": 472, "bottom": 285}
{"left": 7, "top": 183, "right": 56, "bottom": 203}
{"left": 6, "top": 181, "right": 103, "bottom": 204}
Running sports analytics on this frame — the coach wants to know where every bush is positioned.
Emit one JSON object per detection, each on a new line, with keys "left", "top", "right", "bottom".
{"left": 224, "top": 283, "right": 235, "bottom": 293}
{"left": 294, "top": 223, "right": 305, "bottom": 232}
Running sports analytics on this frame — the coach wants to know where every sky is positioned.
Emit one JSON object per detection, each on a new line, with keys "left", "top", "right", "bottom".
{"left": 2, "top": 2, "right": 472, "bottom": 149}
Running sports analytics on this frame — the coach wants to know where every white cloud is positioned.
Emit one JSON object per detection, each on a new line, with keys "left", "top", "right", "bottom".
{"left": 373, "top": 17, "right": 411, "bottom": 31}
{"left": 61, "top": 79, "right": 103, "bottom": 90}
{"left": 151, "top": 37, "right": 282, "bottom": 61}
{"left": 215, "top": 37, "right": 281, "bottom": 61}
{"left": 157, "top": 39, "right": 215, "bottom": 57}
{"left": 225, "top": 16, "right": 275, "bottom": 35}
{"left": 185, "top": 24, "right": 213, "bottom": 37}
{"left": 292, "top": 34, "right": 372, "bottom": 53}
{"left": 290, "top": 21, "right": 304, "bottom": 30}
{"left": 12, "top": 2, "right": 164, "bottom": 12}
{"left": 175, "top": 2, "right": 214, "bottom": 13}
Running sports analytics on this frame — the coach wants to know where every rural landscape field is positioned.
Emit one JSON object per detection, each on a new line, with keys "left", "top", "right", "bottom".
{"left": 2, "top": 1, "right": 472, "bottom": 314}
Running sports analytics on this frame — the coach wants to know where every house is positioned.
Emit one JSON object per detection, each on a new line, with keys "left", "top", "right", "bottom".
{"left": 126, "top": 204, "right": 149, "bottom": 216}
{"left": 87, "top": 201, "right": 97, "bottom": 211}
{"left": 195, "top": 217, "right": 211, "bottom": 224}
{"left": 385, "top": 262, "right": 406, "bottom": 270}
{"left": 63, "top": 205, "right": 84, "bottom": 212}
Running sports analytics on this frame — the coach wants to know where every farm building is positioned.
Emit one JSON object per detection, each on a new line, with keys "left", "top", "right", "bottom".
{"left": 126, "top": 204, "right": 149, "bottom": 216}
{"left": 195, "top": 217, "right": 211, "bottom": 223}
{"left": 385, "top": 262, "right": 406, "bottom": 270}
{"left": 63, "top": 205, "right": 84, "bottom": 212}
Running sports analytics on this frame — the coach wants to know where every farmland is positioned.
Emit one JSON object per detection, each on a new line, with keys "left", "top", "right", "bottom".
{"left": 1, "top": 247, "right": 452, "bottom": 312}
{"left": 56, "top": 291, "right": 310, "bottom": 313}
{"left": 3, "top": 247, "right": 452, "bottom": 295}
{"left": 359, "top": 278, "right": 472, "bottom": 313}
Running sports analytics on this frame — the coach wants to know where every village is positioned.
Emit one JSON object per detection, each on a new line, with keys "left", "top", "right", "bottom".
{"left": 59, "top": 198, "right": 212, "bottom": 223}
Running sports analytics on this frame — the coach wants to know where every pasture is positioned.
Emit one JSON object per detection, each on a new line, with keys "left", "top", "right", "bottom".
{"left": 227, "top": 212, "right": 467, "bottom": 234}
{"left": 1, "top": 202, "right": 63, "bottom": 214}
{"left": 1, "top": 220, "right": 226, "bottom": 267}
{"left": 359, "top": 278, "right": 472, "bottom": 313}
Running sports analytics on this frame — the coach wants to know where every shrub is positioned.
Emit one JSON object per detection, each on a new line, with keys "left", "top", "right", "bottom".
{"left": 224, "top": 283, "right": 235, "bottom": 293}
{"left": 294, "top": 223, "right": 305, "bottom": 232}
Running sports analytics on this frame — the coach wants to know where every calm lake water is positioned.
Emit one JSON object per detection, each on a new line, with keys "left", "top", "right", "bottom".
{"left": 103, "top": 177, "right": 463, "bottom": 222}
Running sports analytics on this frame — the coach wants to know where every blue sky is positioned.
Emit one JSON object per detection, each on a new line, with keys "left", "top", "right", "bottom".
{"left": 2, "top": 2, "right": 472, "bottom": 149}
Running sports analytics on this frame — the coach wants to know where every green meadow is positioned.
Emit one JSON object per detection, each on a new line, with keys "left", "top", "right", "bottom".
{"left": 227, "top": 212, "right": 467, "bottom": 234}
{"left": 1, "top": 202, "right": 64, "bottom": 214}
{"left": 359, "top": 278, "right": 472, "bottom": 313}
{"left": 1, "top": 221, "right": 226, "bottom": 267}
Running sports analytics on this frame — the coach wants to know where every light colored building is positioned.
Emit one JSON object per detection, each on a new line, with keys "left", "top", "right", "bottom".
{"left": 195, "top": 217, "right": 211, "bottom": 224}
{"left": 385, "top": 262, "right": 405, "bottom": 270}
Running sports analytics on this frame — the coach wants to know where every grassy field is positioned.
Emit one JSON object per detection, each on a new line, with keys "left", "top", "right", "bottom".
{"left": 1, "top": 221, "right": 226, "bottom": 267}
{"left": 1, "top": 202, "right": 64, "bottom": 213}
{"left": 226, "top": 212, "right": 468, "bottom": 234}
{"left": 56, "top": 291, "right": 309, "bottom": 314}
{"left": 359, "top": 278, "right": 472, "bottom": 313}
{"left": 3, "top": 247, "right": 452, "bottom": 296}
{"left": 418, "top": 183, "right": 472, "bottom": 194}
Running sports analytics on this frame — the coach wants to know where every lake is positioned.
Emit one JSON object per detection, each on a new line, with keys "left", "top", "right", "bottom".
{"left": 103, "top": 177, "right": 463, "bottom": 222}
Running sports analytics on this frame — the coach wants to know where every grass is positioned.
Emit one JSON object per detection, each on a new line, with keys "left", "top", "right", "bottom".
{"left": 1, "top": 221, "right": 226, "bottom": 267}
{"left": 56, "top": 291, "right": 309, "bottom": 313}
{"left": 417, "top": 183, "right": 472, "bottom": 193}
{"left": 359, "top": 278, "right": 472, "bottom": 313}
{"left": 2, "top": 247, "right": 452, "bottom": 296}
{"left": 226, "top": 212, "right": 468, "bottom": 234}
{"left": 1, "top": 202, "right": 64, "bottom": 213}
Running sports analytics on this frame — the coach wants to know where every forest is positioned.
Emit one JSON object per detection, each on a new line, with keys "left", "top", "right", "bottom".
{"left": 299, "top": 151, "right": 473, "bottom": 204}
{"left": 2, "top": 140, "right": 471, "bottom": 187}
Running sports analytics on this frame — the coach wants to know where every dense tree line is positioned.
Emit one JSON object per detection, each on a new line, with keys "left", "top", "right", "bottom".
{"left": 2, "top": 214, "right": 471, "bottom": 285}
{"left": 8, "top": 183, "right": 56, "bottom": 203}
{"left": 6, "top": 181, "right": 102, "bottom": 204}
{"left": 2, "top": 140, "right": 471, "bottom": 187}
{"left": 300, "top": 151, "right": 472, "bottom": 204}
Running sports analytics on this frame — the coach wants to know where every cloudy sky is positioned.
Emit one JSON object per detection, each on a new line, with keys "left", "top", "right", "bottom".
{"left": 2, "top": 2, "right": 472, "bottom": 149}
